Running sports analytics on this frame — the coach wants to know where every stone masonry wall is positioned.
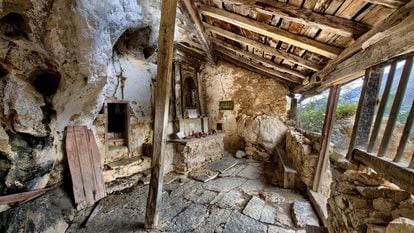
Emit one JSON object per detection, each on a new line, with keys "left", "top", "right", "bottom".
{"left": 328, "top": 166, "right": 414, "bottom": 233}
{"left": 285, "top": 129, "right": 332, "bottom": 197}
{"left": 173, "top": 134, "right": 224, "bottom": 174}
{"left": 200, "top": 61, "right": 289, "bottom": 152}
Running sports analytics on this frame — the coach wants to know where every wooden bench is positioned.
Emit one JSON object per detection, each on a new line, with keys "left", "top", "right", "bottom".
{"left": 276, "top": 146, "right": 297, "bottom": 189}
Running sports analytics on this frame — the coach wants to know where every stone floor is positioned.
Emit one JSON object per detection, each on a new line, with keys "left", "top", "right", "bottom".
{"left": 66, "top": 157, "right": 320, "bottom": 233}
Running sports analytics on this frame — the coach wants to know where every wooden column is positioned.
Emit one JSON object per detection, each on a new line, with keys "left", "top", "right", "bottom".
{"left": 312, "top": 85, "right": 340, "bottom": 192}
{"left": 289, "top": 95, "right": 298, "bottom": 121}
{"left": 173, "top": 61, "right": 183, "bottom": 119}
{"left": 346, "top": 67, "right": 381, "bottom": 159}
{"left": 145, "top": 0, "right": 177, "bottom": 228}
{"left": 394, "top": 100, "right": 414, "bottom": 162}
{"left": 378, "top": 55, "right": 413, "bottom": 157}
{"left": 367, "top": 63, "right": 397, "bottom": 152}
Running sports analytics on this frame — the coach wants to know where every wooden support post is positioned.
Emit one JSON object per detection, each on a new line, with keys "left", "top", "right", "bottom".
{"left": 394, "top": 100, "right": 414, "bottom": 162}
{"left": 145, "top": 0, "right": 178, "bottom": 228}
{"left": 367, "top": 63, "right": 397, "bottom": 152}
{"left": 346, "top": 67, "right": 381, "bottom": 159}
{"left": 409, "top": 152, "right": 414, "bottom": 169}
{"left": 378, "top": 55, "right": 413, "bottom": 157}
{"left": 312, "top": 85, "right": 340, "bottom": 192}
{"left": 173, "top": 61, "right": 182, "bottom": 119}
{"left": 289, "top": 95, "right": 298, "bottom": 121}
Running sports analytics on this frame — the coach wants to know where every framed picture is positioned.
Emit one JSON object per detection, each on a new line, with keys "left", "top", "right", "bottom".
{"left": 219, "top": 100, "right": 234, "bottom": 110}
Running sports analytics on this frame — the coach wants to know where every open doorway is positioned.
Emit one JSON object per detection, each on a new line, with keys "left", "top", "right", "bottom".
{"left": 104, "top": 101, "right": 130, "bottom": 155}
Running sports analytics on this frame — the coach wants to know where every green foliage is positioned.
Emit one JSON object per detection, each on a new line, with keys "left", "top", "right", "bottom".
{"left": 297, "top": 101, "right": 326, "bottom": 133}
{"left": 336, "top": 103, "right": 358, "bottom": 120}
{"left": 297, "top": 99, "right": 358, "bottom": 133}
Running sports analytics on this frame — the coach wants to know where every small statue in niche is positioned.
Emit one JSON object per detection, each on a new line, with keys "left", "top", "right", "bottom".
{"left": 184, "top": 77, "right": 197, "bottom": 109}
{"left": 183, "top": 76, "right": 199, "bottom": 118}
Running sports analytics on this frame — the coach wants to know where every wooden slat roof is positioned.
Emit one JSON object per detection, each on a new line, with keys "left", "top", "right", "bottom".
{"left": 174, "top": 0, "right": 408, "bottom": 91}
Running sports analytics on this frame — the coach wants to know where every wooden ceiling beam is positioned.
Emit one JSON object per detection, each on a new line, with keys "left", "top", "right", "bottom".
{"left": 204, "top": 23, "right": 323, "bottom": 71}
{"left": 364, "top": 0, "right": 408, "bottom": 9}
{"left": 308, "top": 0, "right": 414, "bottom": 91}
{"left": 220, "top": 54, "right": 296, "bottom": 89}
{"left": 175, "top": 42, "right": 206, "bottom": 61}
{"left": 216, "top": 46, "right": 302, "bottom": 84}
{"left": 199, "top": 4, "right": 343, "bottom": 59}
{"left": 211, "top": 37, "right": 306, "bottom": 81}
{"left": 219, "top": 0, "right": 371, "bottom": 39}
{"left": 255, "top": 0, "right": 371, "bottom": 38}
{"left": 181, "top": 0, "right": 215, "bottom": 63}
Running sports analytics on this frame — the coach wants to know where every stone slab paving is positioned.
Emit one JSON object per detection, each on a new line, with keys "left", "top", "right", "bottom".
{"left": 291, "top": 201, "right": 320, "bottom": 228}
{"left": 194, "top": 207, "right": 232, "bottom": 233}
{"left": 183, "top": 187, "right": 218, "bottom": 205}
{"left": 64, "top": 157, "right": 317, "bottom": 233}
{"left": 219, "top": 163, "right": 246, "bottom": 177}
{"left": 189, "top": 169, "right": 219, "bottom": 182}
{"left": 237, "top": 164, "right": 262, "bottom": 179}
{"left": 243, "top": 196, "right": 266, "bottom": 220}
{"left": 212, "top": 190, "right": 245, "bottom": 209}
{"left": 207, "top": 157, "right": 239, "bottom": 172}
{"left": 268, "top": 225, "right": 296, "bottom": 233}
{"left": 223, "top": 211, "right": 267, "bottom": 233}
{"left": 202, "top": 176, "right": 246, "bottom": 192}
{"left": 239, "top": 179, "right": 265, "bottom": 194}
{"left": 260, "top": 204, "right": 277, "bottom": 224}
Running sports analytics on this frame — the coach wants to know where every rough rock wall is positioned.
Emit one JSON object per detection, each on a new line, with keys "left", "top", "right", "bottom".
{"left": 328, "top": 167, "right": 414, "bottom": 233}
{"left": 285, "top": 129, "right": 332, "bottom": 197}
{"left": 94, "top": 54, "right": 156, "bottom": 158}
{"left": 0, "top": 0, "right": 160, "bottom": 196}
{"left": 200, "top": 61, "right": 289, "bottom": 151}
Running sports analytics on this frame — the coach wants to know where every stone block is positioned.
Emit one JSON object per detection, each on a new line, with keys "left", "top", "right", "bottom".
{"left": 373, "top": 198, "right": 398, "bottom": 212}
{"left": 292, "top": 201, "right": 320, "bottom": 228}
{"left": 367, "top": 224, "right": 387, "bottom": 233}
{"left": 242, "top": 196, "right": 265, "bottom": 220}
{"left": 386, "top": 217, "right": 414, "bottom": 233}
{"left": 103, "top": 156, "right": 150, "bottom": 182}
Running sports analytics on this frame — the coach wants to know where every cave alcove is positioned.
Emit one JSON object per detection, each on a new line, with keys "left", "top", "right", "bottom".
{"left": 0, "top": 12, "right": 31, "bottom": 39}
{"left": 31, "top": 69, "right": 62, "bottom": 97}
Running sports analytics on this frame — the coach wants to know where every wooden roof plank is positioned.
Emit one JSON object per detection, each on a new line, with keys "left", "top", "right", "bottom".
{"left": 364, "top": 0, "right": 408, "bottom": 9}
{"left": 199, "top": 4, "right": 343, "bottom": 58}
{"left": 211, "top": 37, "right": 306, "bottom": 80}
{"left": 215, "top": 46, "right": 303, "bottom": 84}
{"left": 313, "top": 1, "right": 414, "bottom": 90}
{"left": 204, "top": 23, "right": 324, "bottom": 71}
{"left": 182, "top": 0, "right": 216, "bottom": 62}
{"left": 218, "top": 50, "right": 298, "bottom": 87}
{"left": 253, "top": 0, "right": 372, "bottom": 38}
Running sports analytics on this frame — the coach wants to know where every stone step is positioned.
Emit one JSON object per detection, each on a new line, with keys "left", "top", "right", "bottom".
{"left": 108, "top": 138, "right": 126, "bottom": 146}
{"left": 105, "top": 145, "right": 129, "bottom": 164}
{"left": 105, "top": 173, "right": 143, "bottom": 194}
{"left": 103, "top": 156, "right": 151, "bottom": 183}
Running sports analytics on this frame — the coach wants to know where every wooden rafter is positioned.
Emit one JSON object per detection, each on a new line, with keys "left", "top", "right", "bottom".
{"left": 199, "top": 4, "right": 343, "bottom": 59}
{"left": 211, "top": 38, "right": 305, "bottom": 82}
{"left": 251, "top": 0, "right": 371, "bottom": 39}
{"left": 181, "top": 0, "right": 215, "bottom": 62}
{"left": 217, "top": 47, "right": 302, "bottom": 85}
{"left": 175, "top": 42, "right": 206, "bottom": 61}
{"left": 309, "top": 0, "right": 414, "bottom": 91}
{"left": 364, "top": 0, "right": 408, "bottom": 9}
{"left": 204, "top": 23, "right": 323, "bottom": 71}
{"left": 221, "top": 54, "right": 295, "bottom": 89}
